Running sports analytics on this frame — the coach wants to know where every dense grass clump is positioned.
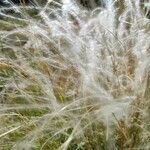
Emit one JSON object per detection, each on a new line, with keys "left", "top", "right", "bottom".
{"left": 0, "top": 0, "right": 150, "bottom": 149}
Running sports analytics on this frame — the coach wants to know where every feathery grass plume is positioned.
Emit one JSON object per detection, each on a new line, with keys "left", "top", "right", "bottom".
{"left": 0, "top": 0, "right": 150, "bottom": 149}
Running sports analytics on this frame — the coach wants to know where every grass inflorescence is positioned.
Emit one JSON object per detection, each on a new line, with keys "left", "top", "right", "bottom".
{"left": 0, "top": 0, "right": 150, "bottom": 149}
